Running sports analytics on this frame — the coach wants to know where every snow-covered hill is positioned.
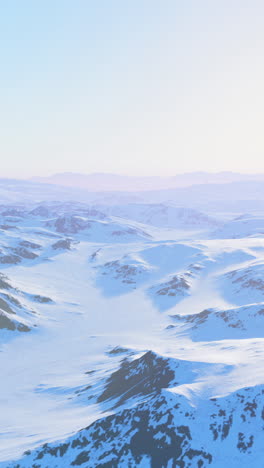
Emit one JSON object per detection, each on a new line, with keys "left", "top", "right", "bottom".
{"left": 220, "top": 262, "right": 264, "bottom": 305}
{"left": 170, "top": 303, "right": 264, "bottom": 340}
{"left": 0, "top": 271, "right": 54, "bottom": 336}
{"left": 3, "top": 383, "right": 263, "bottom": 467}
{"left": 212, "top": 214, "right": 264, "bottom": 238}
{"left": 45, "top": 215, "right": 152, "bottom": 242}
{"left": 0, "top": 198, "right": 263, "bottom": 467}
{"left": 94, "top": 203, "right": 219, "bottom": 230}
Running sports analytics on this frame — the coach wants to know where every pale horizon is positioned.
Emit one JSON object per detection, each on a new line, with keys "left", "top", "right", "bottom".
{"left": 2, "top": 169, "right": 264, "bottom": 180}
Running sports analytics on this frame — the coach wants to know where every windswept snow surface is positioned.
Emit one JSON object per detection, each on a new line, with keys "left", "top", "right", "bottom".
{"left": 0, "top": 200, "right": 263, "bottom": 467}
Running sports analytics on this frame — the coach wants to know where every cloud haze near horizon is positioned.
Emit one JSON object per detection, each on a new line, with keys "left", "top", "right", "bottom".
{"left": 1, "top": 1, "right": 264, "bottom": 177}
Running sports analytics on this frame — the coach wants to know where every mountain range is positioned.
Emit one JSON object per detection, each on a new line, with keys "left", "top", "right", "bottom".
{"left": 0, "top": 178, "right": 263, "bottom": 467}
{"left": 31, "top": 171, "right": 264, "bottom": 192}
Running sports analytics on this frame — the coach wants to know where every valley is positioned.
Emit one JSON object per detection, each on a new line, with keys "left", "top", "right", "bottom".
{"left": 0, "top": 195, "right": 262, "bottom": 467}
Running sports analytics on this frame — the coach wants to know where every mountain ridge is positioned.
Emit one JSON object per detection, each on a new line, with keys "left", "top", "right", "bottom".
{"left": 30, "top": 171, "right": 264, "bottom": 192}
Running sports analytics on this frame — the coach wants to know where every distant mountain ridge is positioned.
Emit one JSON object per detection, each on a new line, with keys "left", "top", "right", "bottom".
{"left": 0, "top": 178, "right": 264, "bottom": 215}
{"left": 31, "top": 171, "right": 264, "bottom": 192}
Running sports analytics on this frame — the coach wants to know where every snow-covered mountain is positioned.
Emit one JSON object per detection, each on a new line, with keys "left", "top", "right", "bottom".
{"left": 5, "top": 383, "right": 263, "bottom": 468}
{"left": 0, "top": 194, "right": 263, "bottom": 467}
{"left": 31, "top": 171, "right": 264, "bottom": 191}
{"left": 0, "top": 177, "right": 264, "bottom": 216}
{"left": 212, "top": 214, "right": 264, "bottom": 238}
{"left": 94, "top": 203, "right": 219, "bottom": 230}
{"left": 170, "top": 304, "right": 264, "bottom": 340}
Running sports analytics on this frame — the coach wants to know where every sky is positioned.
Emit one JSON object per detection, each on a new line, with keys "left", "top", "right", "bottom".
{"left": 1, "top": 0, "right": 264, "bottom": 178}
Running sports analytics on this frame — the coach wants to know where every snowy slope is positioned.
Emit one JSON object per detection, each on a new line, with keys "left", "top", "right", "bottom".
{"left": 170, "top": 304, "right": 264, "bottom": 340}
{"left": 0, "top": 200, "right": 263, "bottom": 467}
{"left": 95, "top": 203, "right": 219, "bottom": 230}
{"left": 4, "top": 384, "right": 263, "bottom": 468}
{"left": 220, "top": 262, "right": 264, "bottom": 305}
{"left": 212, "top": 214, "right": 264, "bottom": 238}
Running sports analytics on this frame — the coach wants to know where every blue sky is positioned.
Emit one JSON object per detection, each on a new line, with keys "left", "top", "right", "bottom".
{"left": 1, "top": 1, "right": 264, "bottom": 177}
